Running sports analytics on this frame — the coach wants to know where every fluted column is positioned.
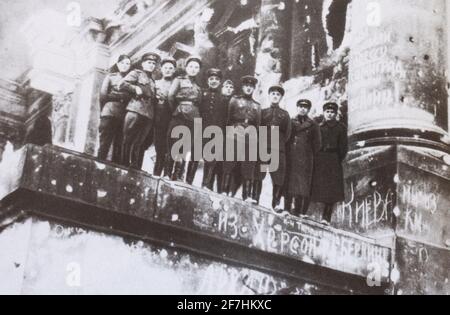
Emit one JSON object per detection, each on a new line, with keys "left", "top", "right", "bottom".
{"left": 348, "top": 0, "right": 448, "bottom": 145}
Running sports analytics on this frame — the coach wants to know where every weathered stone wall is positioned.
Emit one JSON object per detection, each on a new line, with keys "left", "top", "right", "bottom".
{"left": 0, "top": 218, "right": 338, "bottom": 295}
{"left": 0, "top": 144, "right": 392, "bottom": 294}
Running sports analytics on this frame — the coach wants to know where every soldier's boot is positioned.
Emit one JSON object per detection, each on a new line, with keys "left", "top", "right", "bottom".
{"left": 242, "top": 180, "right": 248, "bottom": 202}
{"left": 231, "top": 171, "right": 242, "bottom": 198}
{"left": 243, "top": 180, "right": 254, "bottom": 203}
{"left": 186, "top": 161, "right": 199, "bottom": 185}
{"left": 153, "top": 154, "right": 165, "bottom": 177}
{"left": 222, "top": 174, "right": 232, "bottom": 196}
{"left": 322, "top": 203, "right": 334, "bottom": 226}
{"left": 121, "top": 141, "right": 132, "bottom": 167}
{"left": 272, "top": 185, "right": 283, "bottom": 211}
{"left": 201, "top": 165, "right": 213, "bottom": 190}
{"left": 252, "top": 180, "right": 263, "bottom": 205}
{"left": 172, "top": 161, "right": 186, "bottom": 182}
{"left": 205, "top": 175, "right": 215, "bottom": 191}
{"left": 136, "top": 148, "right": 146, "bottom": 170}
{"left": 231, "top": 180, "right": 241, "bottom": 198}
{"left": 216, "top": 172, "right": 224, "bottom": 194}
{"left": 300, "top": 196, "right": 311, "bottom": 217}
{"left": 294, "top": 197, "right": 303, "bottom": 217}
{"left": 163, "top": 154, "right": 174, "bottom": 179}
{"left": 284, "top": 195, "right": 293, "bottom": 214}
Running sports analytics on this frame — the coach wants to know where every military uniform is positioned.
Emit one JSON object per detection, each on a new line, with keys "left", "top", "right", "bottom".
{"left": 285, "top": 114, "right": 321, "bottom": 216}
{"left": 254, "top": 103, "right": 291, "bottom": 207}
{"left": 311, "top": 102, "right": 348, "bottom": 224}
{"left": 252, "top": 85, "right": 291, "bottom": 208}
{"left": 167, "top": 66, "right": 203, "bottom": 182}
{"left": 200, "top": 69, "right": 228, "bottom": 192}
{"left": 154, "top": 76, "right": 174, "bottom": 176}
{"left": 222, "top": 76, "right": 261, "bottom": 201}
{"left": 98, "top": 72, "right": 129, "bottom": 163}
{"left": 120, "top": 54, "right": 159, "bottom": 169}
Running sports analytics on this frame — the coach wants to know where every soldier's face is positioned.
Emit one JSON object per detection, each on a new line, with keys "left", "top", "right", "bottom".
{"left": 222, "top": 84, "right": 234, "bottom": 96}
{"left": 242, "top": 84, "right": 255, "bottom": 96}
{"left": 117, "top": 58, "right": 131, "bottom": 73}
{"left": 269, "top": 91, "right": 283, "bottom": 104}
{"left": 186, "top": 61, "right": 201, "bottom": 77}
{"left": 142, "top": 60, "right": 157, "bottom": 72}
{"left": 324, "top": 109, "right": 338, "bottom": 121}
{"left": 297, "top": 106, "right": 310, "bottom": 117}
{"left": 161, "top": 63, "right": 175, "bottom": 78}
{"left": 208, "top": 76, "right": 221, "bottom": 89}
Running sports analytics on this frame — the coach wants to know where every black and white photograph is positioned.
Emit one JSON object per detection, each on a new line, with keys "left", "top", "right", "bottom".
{"left": 0, "top": 0, "right": 449, "bottom": 297}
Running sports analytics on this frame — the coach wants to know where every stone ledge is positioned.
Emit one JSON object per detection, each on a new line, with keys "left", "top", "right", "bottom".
{"left": 0, "top": 145, "right": 393, "bottom": 291}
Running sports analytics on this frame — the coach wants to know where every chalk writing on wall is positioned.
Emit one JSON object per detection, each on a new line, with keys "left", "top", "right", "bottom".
{"left": 212, "top": 206, "right": 390, "bottom": 279}
{"left": 337, "top": 182, "right": 395, "bottom": 230}
{"left": 348, "top": 0, "right": 448, "bottom": 134}
{"left": 400, "top": 182, "right": 439, "bottom": 234}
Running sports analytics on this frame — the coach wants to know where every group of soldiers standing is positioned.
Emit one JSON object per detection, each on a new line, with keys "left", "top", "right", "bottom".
{"left": 98, "top": 53, "right": 348, "bottom": 225}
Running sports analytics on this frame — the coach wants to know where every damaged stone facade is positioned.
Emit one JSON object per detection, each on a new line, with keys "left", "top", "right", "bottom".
{"left": 0, "top": 0, "right": 449, "bottom": 294}
{"left": 0, "top": 145, "right": 389, "bottom": 294}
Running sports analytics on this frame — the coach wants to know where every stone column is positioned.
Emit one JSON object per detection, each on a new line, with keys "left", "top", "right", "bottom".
{"left": 69, "top": 44, "right": 110, "bottom": 155}
{"left": 348, "top": 0, "right": 448, "bottom": 145}
{"left": 342, "top": 0, "right": 450, "bottom": 295}
{"left": 22, "top": 12, "right": 111, "bottom": 155}
{"left": 254, "top": 0, "right": 291, "bottom": 104}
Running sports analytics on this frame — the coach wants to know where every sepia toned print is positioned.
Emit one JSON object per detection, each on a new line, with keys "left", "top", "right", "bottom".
{"left": 0, "top": 0, "right": 449, "bottom": 297}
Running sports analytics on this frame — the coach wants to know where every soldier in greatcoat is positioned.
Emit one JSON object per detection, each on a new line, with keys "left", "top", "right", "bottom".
{"left": 311, "top": 102, "right": 348, "bottom": 225}
{"left": 285, "top": 99, "right": 321, "bottom": 217}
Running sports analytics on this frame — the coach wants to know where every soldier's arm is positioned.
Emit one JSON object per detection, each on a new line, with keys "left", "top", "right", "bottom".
{"left": 168, "top": 78, "right": 181, "bottom": 112}
{"left": 313, "top": 123, "right": 322, "bottom": 154}
{"left": 286, "top": 119, "right": 295, "bottom": 146}
{"left": 256, "top": 105, "right": 262, "bottom": 127}
{"left": 199, "top": 92, "right": 206, "bottom": 115}
{"left": 101, "top": 75, "right": 129, "bottom": 106}
{"left": 284, "top": 114, "right": 292, "bottom": 144}
{"left": 119, "top": 70, "right": 140, "bottom": 95}
{"left": 197, "top": 87, "right": 203, "bottom": 108}
{"left": 142, "top": 80, "right": 155, "bottom": 99}
{"left": 339, "top": 125, "right": 349, "bottom": 162}
{"left": 226, "top": 97, "right": 236, "bottom": 125}
{"left": 99, "top": 75, "right": 111, "bottom": 109}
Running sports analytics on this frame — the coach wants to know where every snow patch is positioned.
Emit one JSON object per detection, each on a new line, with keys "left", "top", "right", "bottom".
{"left": 95, "top": 162, "right": 106, "bottom": 170}
{"left": 65, "top": 185, "right": 73, "bottom": 193}
{"left": 97, "top": 189, "right": 108, "bottom": 198}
